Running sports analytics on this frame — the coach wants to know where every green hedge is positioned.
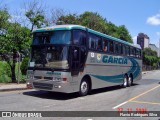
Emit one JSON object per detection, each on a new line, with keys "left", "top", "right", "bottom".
{"left": 0, "top": 61, "right": 27, "bottom": 83}
{"left": 0, "top": 61, "right": 11, "bottom": 83}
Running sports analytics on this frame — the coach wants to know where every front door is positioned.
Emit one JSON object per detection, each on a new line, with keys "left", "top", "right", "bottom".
{"left": 70, "top": 46, "right": 86, "bottom": 76}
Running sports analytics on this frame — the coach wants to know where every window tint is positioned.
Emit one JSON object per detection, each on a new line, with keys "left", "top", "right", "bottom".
{"left": 50, "top": 31, "right": 71, "bottom": 44}
{"left": 89, "top": 33, "right": 102, "bottom": 50}
{"left": 130, "top": 47, "right": 136, "bottom": 57}
{"left": 122, "top": 45, "right": 126, "bottom": 55}
{"left": 103, "top": 38, "right": 108, "bottom": 52}
{"left": 136, "top": 49, "right": 142, "bottom": 58}
{"left": 126, "top": 46, "right": 130, "bottom": 56}
{"left": 109, "top": 41, "right": 114, "bottom": 53}
{"left": 73, "top": 30, "right": 86, "bottom": 46}
{"left": 119, "top": 43, "right": 122, "bottom": 54}
{"left": 114, "top": 42, "right": 119, "bottom": 54}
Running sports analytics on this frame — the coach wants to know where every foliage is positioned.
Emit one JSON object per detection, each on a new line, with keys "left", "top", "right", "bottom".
{"left": 143, "top": 48, "right": 159, "bottom": 67}
{"left": 25, "top": 0, "right": 48, "bottom": 31}
{"left": 58, "top": 11, "right": 133, "bottom": 43}
{"left": 0, "top": 8, "right": 31, "bottom": 82}
{"left": 0, "top": 61, "right": 11, "bottom": 83}
{"left": 21, "top": 57, "right": 29, "bottom": 75}
{"left": 0, "top": 61, "right": 27, "bottom": 83}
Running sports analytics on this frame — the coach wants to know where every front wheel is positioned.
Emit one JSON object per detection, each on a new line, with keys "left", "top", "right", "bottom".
{"left": 79, "top": 79, "right": 89, "bottom": 96}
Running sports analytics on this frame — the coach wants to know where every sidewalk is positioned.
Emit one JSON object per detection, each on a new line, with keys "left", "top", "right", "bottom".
{"left": 0, "top": 83, "right": 28, "bottom": 92}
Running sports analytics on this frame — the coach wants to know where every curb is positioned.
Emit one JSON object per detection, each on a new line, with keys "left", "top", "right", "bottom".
{"left": 0, "top": 87, "right": 29, "bottom": 92}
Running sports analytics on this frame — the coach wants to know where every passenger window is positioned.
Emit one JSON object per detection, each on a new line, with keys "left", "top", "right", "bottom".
{"left": 126, "top": 46, "right": 130, "bottom": 56}
{"left": 122, "top": 45, "right": 126, "bottom": 55}
{"left": 89, "top": 33, "right": 102, "bottom": 51}
{"left": 109, "top": 41, "right": 114, "bottom": 53}
{"left": 130, "top": 47, "right": 136, "bottom": 57}
{"left": 119, "top": 44, "right": 122, "bottom": 54}
{"left": 103, "top": 38, "right": 108, "bottom": 52}
{"left": 114, "top": 42, "right": 119, "bottom": 54}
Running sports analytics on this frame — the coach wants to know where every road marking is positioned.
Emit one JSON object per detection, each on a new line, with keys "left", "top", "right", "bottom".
{"left": 128, "top": 84, "right": 160, "bottom": 102}
{"left": 113, "top": 84, "right": 160, "bottom": 109}
{"left": 112, "top": 101, "right": 128, "bottom": 109}
{"left": 130, "top": 100, "right": 160, "bottom": 105}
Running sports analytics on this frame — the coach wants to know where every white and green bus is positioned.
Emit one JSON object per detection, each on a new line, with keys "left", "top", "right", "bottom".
{"left": 26, "top": 25, "right": 142, "bottom": 96}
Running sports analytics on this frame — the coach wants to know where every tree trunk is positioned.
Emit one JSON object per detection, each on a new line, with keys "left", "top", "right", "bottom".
{"left": 11, "top": 64, "right": 16, "bottom": 83}
{"left": 11, "top": 50, "right": 17, "bottom": 83}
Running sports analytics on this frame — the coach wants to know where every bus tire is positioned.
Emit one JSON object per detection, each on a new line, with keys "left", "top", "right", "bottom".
{"left": 122, "top": 75, "right": 128, "bottom": 88}
{"left": 79, "top": 78, "right": 89, "bottom": 96}
{"left": 128, "top": 76, "right": 133, "bottom": 87}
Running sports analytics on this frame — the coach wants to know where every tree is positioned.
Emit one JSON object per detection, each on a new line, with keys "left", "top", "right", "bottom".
{"left": 79, "top": 12, "right": 108, "bottom": 34}
{"left": 57, "top": 11, "right": 133, "bottom": 43}
{"left": 50, "top": 8, "right": 68, "bottom": 25}
{"left": 0, "top": 17, "right": 31, "bottom": 82}
{"left": 143, "top": 48, "right": 159, "bottom": 67}
{"left": 116, "top": 25, "right": 132, "bottom": 43}
{"left": 57, "top": 13, "right": 79, "bottom": 25}
{"left": 24, "top": 0, "right": 47, "bottom": 31}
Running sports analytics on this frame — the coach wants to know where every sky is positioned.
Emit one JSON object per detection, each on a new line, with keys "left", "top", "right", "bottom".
{"left": 2, "top": 0, "right": 160, "bottom": 47}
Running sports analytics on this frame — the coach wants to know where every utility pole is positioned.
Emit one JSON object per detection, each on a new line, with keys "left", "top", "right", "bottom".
{"left": 17, "top": 51, "right": 21, "bottom": 84}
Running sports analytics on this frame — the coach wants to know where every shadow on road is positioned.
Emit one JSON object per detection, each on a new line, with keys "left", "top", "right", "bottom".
{"left": 89, "top": 84, "right": 138, "bottom": 95}
{"left": 23, "top": 84, "right": 138, "bottom": 100}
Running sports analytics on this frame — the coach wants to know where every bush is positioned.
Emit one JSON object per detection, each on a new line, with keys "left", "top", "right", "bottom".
{"left": 20, "top": 57, "right": 29, "bottom": 75}
{"left": 0, "top": 61, "right": 11, "bottom": 83}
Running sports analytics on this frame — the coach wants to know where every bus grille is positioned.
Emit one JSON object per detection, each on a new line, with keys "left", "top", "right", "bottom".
{"left": 34, "top": 76, "right": 53, "bottom": 80}
{"left": 33, "top": 82, "right": 53, "bottom": 90}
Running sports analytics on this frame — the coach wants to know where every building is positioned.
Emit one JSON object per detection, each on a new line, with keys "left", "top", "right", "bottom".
{"left": 159, "top": 39, "right": 160, "bottom": 57}
{"left": 137, "top": 33, "right": 150, "bottom": 49}
{"left": 149, "top": 43, "right": 159, "bottom": 56}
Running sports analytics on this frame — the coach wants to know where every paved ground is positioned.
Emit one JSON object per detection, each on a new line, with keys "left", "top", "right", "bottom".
{"left": 0, "top": 70, "right": 160, "bottom": 120}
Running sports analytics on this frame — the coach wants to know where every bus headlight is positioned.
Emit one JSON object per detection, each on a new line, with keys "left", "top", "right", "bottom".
{"left": 26, "top": 81, "right": 33, "bottom": 89}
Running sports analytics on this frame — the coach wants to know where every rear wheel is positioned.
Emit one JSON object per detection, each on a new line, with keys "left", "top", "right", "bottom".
{"left": 79, "top": 78, "right": 89, "bottom": 96}
{"left": 122, "top": 76, "right": 128, "bottom": 88}
{"left": 128, "top": 76, "right": 133, "bottom": 87}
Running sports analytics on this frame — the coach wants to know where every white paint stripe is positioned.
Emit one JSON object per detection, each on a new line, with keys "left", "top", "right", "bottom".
{"left": 112, "top": 101, "right": 128, "bottom": 109}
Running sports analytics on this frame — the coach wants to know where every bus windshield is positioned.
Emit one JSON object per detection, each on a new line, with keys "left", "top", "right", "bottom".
{"left": 30, "top": 46, "right": 69, "bottom": 69}
{"left": 33, "top": 30, "right": 71, "bottom": 45}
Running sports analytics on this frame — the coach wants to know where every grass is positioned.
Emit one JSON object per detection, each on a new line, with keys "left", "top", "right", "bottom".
{"left": 0, "top": 61, "right": 26, "bottom": 83}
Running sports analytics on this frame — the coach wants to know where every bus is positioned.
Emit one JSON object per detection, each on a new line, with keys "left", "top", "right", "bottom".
{"left": 26, "top": 25, "right": 142, "bottom": 96}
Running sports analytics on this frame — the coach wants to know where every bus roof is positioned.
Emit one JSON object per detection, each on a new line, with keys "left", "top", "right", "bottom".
{"left": 33, "top": 25, "right": 86, "bottom": 32}
{"left": 33, "top": 25, "right": 141, "bottom": 49}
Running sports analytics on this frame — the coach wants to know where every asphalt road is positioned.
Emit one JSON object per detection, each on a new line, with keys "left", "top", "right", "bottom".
{"left": 0, "top": 70, "right": 160, "bottom": 120}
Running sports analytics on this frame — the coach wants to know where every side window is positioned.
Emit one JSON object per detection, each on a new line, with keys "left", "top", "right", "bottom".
{"left": 108, "top": 40, "right": 114, "bottom": 53}
{"left": 130, "top": 47, "right": 136, "bottom": 57}
{"left": 97, "top": 37, "right": 102, "bottom": 51}
{"left": 103, "top": 38, "right": 108, "bottom": 52}
{"left": 73, "top": 30, "right": 87, "bottom": 46}
{"left": 136, "top": 49, "right": 142, "bottom": 58}
{"left": 114, "top": 42, "right": 119, "bottom": 54}
{"left": 122, "top": 45, "right": 126, "bottom": 55}
{"left": 89, "top": 33, "right": 102, "bottom": 50}
{"left": 119, "top": 43, "right": 122, "bottom": 54}
{"left": 126, "top": 46, "right": 130, "bottom": 56}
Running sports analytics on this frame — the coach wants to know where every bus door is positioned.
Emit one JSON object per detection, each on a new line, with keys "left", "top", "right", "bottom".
{"left": 71, "top": 46, "right": 86, "bottom": 76}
